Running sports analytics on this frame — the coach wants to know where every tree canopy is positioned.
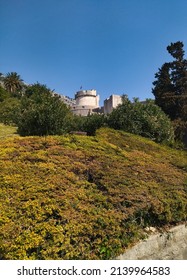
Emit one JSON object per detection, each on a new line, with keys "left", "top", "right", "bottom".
{"left": 16, "top": 83, "right": 71, "bottom": 136}
{"left": 108, "top": 96, "right": 174, "bottom": 144}
{"left": 152, "top": 41, "right": 187, "bottom": 145}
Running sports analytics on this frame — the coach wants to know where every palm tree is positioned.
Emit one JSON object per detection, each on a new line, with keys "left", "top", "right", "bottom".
{"left": 4, "top": 72, "right": 24, "bottom": 95}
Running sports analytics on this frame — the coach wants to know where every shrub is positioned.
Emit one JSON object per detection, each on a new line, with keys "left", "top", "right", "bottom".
{"left": 82, "top": 114, "right": 107, "bottom": 136}
{"left": 62, "top": 114, "right": 107, "bottom": 136}
{"left": 108, "top": 96, "right": 174, "bottom": 144}
{"left": 0, "top": 97, "right": 20, "bottom": 125}
{"left": 16, "top": 83, "right": 70, "bottom": 136}
{"left": 0, "top": 85, "right": 11, "bottom": 102}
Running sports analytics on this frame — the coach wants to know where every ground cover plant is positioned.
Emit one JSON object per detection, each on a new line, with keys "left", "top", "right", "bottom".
{"left": 0, "top": 123, "right": 17, "bottom": 139}
{"left": 0, "top": 127, "right": 187, "bottom": 259}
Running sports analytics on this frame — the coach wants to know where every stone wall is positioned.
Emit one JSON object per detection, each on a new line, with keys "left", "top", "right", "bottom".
{"left": 75, "top": 90, "right": 99, "bottom": 107}
{"left": 72, "top": 89, "right": 100, "bottom": 116}
{"left": 116, "top": 224, "right": 187, "bottom": 260}
{"left": 104, "top": 95, "right": 122, "bottom": 114}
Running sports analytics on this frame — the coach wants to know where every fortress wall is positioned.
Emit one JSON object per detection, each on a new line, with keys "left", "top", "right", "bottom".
{"left": 104, "top": 95, "right": 122, "bottom": 114}
{"left": 112, "top": 95, "right": 122, "bottom": 108}
{"left": 76, "top": 95, "right": 98, "bottom": 107}
{"left": 75, "top": 90, "right": 99, "bottom": 108}
{"left": 71, "top": 106, "right": 97, "bottom": 116}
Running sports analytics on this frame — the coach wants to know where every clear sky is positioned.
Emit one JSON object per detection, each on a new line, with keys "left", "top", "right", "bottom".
{"left": 1, "top": 0, "right": 187, "bottom": 105}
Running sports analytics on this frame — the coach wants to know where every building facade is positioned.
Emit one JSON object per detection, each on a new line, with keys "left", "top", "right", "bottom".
{"left": 71, "top": 89, "right": 100, "bottom": 116}
{"left": 61, "top": 89, "right": 122, "bottom": 116}
{"left": 104, "top": 94, "right": 122, "bottom": 114}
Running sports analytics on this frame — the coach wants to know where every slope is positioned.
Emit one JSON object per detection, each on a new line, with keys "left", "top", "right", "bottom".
{"left": 0, "top": 127, "right": 187, "bottom": 259}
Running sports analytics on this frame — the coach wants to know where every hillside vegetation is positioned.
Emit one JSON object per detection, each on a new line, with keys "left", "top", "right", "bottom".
{"left": 0, "top": 127, "right": 187, "bottom": 259}
{"left": 0, "top": 123, "right": 17, "bottom": 139}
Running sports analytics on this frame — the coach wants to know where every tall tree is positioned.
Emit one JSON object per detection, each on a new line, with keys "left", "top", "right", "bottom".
{"left": 152, "top": 62, "right": 176, "bottom": 118}
{"left": 3, "top": 72, "right": 24, "bottom": 96}
{"left": 167, "top": 42, "right": 187, "bottom": 97}
{"left": 152, "top": 41, "right": 187, "bottom": 145}
{"left": 152, "top": 41, "right": 187, "bottom": 120}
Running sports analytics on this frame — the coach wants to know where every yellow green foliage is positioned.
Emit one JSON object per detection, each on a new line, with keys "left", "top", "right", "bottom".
{"left": 0, "top": 127, "right": 187, "bottom": 259}
{"left": 0, "top": 123, "right": 17, "bottom": 139}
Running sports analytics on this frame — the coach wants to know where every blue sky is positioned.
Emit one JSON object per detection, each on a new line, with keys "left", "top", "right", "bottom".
{"left": 1, "top": 0, "right": 187, "bottom": 105}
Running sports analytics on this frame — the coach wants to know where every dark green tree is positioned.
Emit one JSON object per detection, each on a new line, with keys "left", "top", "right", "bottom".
{"left": 152, "top": 41, "right": 187, "bottom": 145}
{"left": 108, "top": 96, "right": 174, "bottom": 144}
{"left": 82, "top": 114, "right": 107, "bottom": 136}
{"left": 0, "top": 97, "right": 20, "bottom": 125}
{"left": 152, "top": 63, "right": 177, "bottom": 118}
{"left": 25, "top": 82, "right": 50, "bottom": 97}
{"left": 0, "top": 85, "right": 11, "bottom": 102}
{"left": 61, "top": 114, "right": 86, "bottom": 133}
{"left": 16, "top": 83, "right": 70, "bottom": 136}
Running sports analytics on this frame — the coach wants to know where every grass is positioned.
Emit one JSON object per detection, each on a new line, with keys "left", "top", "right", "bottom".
{"left": 0, "top": 126, "right": 187, "bottom": 260}
{"left": 0, "top": 123, "right": 17, "bottom": 139}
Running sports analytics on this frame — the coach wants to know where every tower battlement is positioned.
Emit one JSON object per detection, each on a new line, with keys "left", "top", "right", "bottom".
{"left": 72, "top": 89, "right": 100, "bottom": 116}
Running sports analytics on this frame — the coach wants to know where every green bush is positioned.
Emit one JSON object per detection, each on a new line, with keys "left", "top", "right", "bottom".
{"left": 0, "top": 97, "right": 20, "bottom": 125}
{"left": 62, "top": 114, "right": 107, "bottom": 136}
{"left": 108, "top": 96, "right": 174, "bottom": 144}
{"left": 82, "top": 114, "right": 107, "bottom": 136}
{"left": 16, "top": 83, "right": 70, "bottom": 136}
{"left": 0, "top": 85, "right": 11, "bottom": 102}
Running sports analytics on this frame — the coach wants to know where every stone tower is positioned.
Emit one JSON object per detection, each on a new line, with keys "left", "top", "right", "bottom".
{"left": 71, "top": 89, "right": 100, "bottom": 116}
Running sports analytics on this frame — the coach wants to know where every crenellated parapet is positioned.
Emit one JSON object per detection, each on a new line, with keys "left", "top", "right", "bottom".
{"left": 75, "top": 89, "right": 99, "bottom": 107}
{"left": 72, "top": 89, "right": 100, "bottom": 116}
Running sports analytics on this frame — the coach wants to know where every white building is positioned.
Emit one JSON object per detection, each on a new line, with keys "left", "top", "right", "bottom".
{"left": 104, "top": 94, "right": 122, "bottom": 114}
{"left": 71, "top": 89, "right": 100, "bottom": 116}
